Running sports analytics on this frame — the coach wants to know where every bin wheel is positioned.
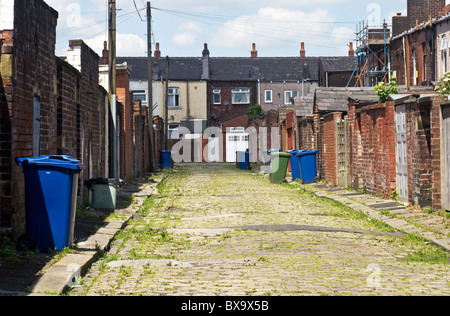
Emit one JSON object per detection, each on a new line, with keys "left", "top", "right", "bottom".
{"left": 18, "top": 234, "right": 36, "bottom": 252}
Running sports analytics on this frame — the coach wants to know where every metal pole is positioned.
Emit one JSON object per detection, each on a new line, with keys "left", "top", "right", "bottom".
{"left": 147, "top": 2, "right": 155, "bottom": 171}
{"left": 108, "top": 0, "right": 117, "bottom": 178}
{"left": 164, "top": 56, "right": 169, "bottom": 150}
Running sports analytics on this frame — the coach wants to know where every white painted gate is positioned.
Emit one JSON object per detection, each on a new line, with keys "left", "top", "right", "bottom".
{"left": 207, "top": 137, "right": 220, "bottom": 162}
{"left": 395, "top": 105, "right": 408, "bottom": 202}
{"left": 226, "top": 127, "right": 249, "bottom": 163}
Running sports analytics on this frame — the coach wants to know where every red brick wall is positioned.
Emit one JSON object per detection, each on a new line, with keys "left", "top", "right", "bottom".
{"left": 322, "top": 113, "right": 341, "bottom": 185}
{"left": 430, "top": 101, "right": 442, "bottom": 211}
{"left": 348, "top": 101, "right": 396, "bottom": 197}
{"left": 404, "top": 101, "right": 433, "bottom": 206}
{"left": 407, "top": 0, "right": 445, "bottom": 29}
{"left": 117, "top": 67, "right": 133, "bottom": 180}
{"left": 299, "top": 117, "right": 314, "bottom": 150}
{"left": 208, "top": 81, "right": 257, "bottom": 127}
{"left": 0, "top": 0, "right": 58, "bottom": 232}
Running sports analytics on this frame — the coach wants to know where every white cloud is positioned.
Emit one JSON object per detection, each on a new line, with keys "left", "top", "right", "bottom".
{"left": 84, "top": 33, "right": 147, "bottom": 57}
{"left": 172, "top": 22, "right": 203, "bottom": 47}
{"left": 210, "top": 7, "right": 336, "bottom": 49}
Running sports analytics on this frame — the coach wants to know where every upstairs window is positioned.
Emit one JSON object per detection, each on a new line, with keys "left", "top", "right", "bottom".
{"left": 284, "top": 90, "right": 298, "bottom": 105}
{"left": 213, "top": 89, "right": 221, "bottom": 105}
{"left": 265, "top": 90, "right": 273, "bottom": 103}
{"left": 132, "top": 90, "right": 147, "bottom": 103}
{"left": 168, "top": 88, "right": 180, "bottom": 107}
{"left": 231, "top": 89, "right": 250, "bottom": 104}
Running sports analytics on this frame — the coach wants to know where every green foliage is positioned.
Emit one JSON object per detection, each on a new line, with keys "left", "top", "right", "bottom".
{"left": 435, "top": 72, "right": 450, "bottom": 96}
{"left": 247, "top": 104, "right": 265, "bottom": 121}
{"left": 374, "top": 76, "right": 399, "bottom": 103}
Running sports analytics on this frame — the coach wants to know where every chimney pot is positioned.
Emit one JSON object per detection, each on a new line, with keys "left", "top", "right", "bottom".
{"left": 102, "top": 41, "right": 108, "bottom": 65}
{"left": 348, "top": 42, "right": 355, "bottom": 57}
{"left": 154, "top": 42, "right": 161, "bottom": 59}
{"left": 251, "top": 43, "right": 257, "bottom": 58}
{"left": 300, "top": 42, "right": 306, "bottom": 58}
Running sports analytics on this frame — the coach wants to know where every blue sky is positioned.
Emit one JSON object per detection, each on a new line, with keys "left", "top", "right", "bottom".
{"left": 46, "top": 0, "right": 411, "bottom": 58}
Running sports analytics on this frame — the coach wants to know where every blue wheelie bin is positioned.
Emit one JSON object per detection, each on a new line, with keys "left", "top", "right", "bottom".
{"left": 160, "top": 150, "right": 173, "bottom": 169}
{"left": 15, "top": 155, "right": 85, "bottom": 252}
{"left": 297, "top": 150, "right": 319, "bottom": 184}
{"left": 236, "top": 151, "right": 250, "bottom": 170}
{"left": 288, "top": 150, "right": 305, "bottom": 181}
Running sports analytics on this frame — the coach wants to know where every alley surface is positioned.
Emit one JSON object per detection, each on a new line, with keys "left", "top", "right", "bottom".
{"left": 71, "top": 164, "right": 450, "bottom": 296}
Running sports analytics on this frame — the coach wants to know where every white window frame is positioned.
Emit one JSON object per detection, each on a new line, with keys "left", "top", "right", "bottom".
{"left": 213, "top": 89, "right": 221, "bottom": 105}
{"left": 168, "top": 88, "right": 180, "bottom": 107}
{"left": 284, "top": 90, "right": 298, "bottom": 105}
{"left": 231, "top": 89, "right": 250, "bottom": 104}
{"left": 132, "top": 90, "right": 147, "bottom": 103}
{"left": 168, "top": 124, "right": 180, "bottom": 139}
{"left": 442, "top": 35, "right": 448, "bottom": 76}
{"left": 265, "top": 90, "right": 273, "bottom": 103}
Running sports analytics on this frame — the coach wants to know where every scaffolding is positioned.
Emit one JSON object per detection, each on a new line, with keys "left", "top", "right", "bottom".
{"left": 349, "top": 20, "right": 391, "bottom": 87}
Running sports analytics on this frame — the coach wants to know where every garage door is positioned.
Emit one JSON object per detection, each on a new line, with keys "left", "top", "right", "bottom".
{"left": 226, "top": 127, "right": 249, "bottom": 162}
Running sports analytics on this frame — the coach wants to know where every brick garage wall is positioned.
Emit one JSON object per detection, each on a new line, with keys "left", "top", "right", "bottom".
{"left": 68, "top": 40, "right": 104, "bottom": 202}
{"left": 348, "top": 101, "right": 396, "bottom": 197}
{"left": 322, "top": 113, "right": 341, "bottom": 185}
{"left": 404, "top": 100, "right": 433, "bottom": 206}
{"left": 299, "top": 117, "right": 314, "bottom": 150}
{"left": 430, "top": 100, "right": 443, "bottom": 211}
{"left": 0, "top": 0, "right": 58, "bottom": 233}
{"left": 116, "top": 67, "right": 133, "bottom": 180}
{"left": 56, "top": 58, "right": 80, "bottom": 158}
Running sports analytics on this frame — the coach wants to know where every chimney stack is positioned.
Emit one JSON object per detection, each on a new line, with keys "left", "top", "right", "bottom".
{"left": 102, "top": 41, "right": 108, "bottom": 65}
{"left": 251, "top": 43, "right": 258, "bottom": 58}
{"left": 348, "top": 42, "right": 355, "bottom": 57}
{"left": 300, "top": 42, "right": 306, "bottom": 58}
{"left": 202, "top": 43, "right": 210, "bottom": 80}
{"left": 154, "top": 42, "right": 161, "bottom": 60}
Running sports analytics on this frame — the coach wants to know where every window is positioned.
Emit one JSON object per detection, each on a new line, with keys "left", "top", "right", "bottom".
{"left": 213, "top": 89, "right": 221, "bottom": 105}
{"left": 412, "top": 49, "right": 417, "bottom": 85}
{"left": 265, "top": 90, "right": 272, "bottom": 103}
{"left": 442, "top": 35, "right": 448, "bottom": 75}
{"left": 168, "top": 88, "right": 180, "bottom": 107}
{"left": 284, "top": 90, "right": 298, "bottom": 105}
{"left": 231, "top": 89, "right": 250, "bottom": 104}
{"left": 132, "top": 90, "right": 147, "bottom": 103}
{"left": 168, "top": 124, "right": 180, "bottom": 139}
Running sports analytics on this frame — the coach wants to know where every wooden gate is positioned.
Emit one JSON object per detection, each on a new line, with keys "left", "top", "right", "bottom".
{"left": 442, "top": 104, "right": 450, "bottom": 210}
{"left": 395, "top": 104, "right": 408, "bottom": 202}
{"left": 336, "top": 119, "right": 348, "bottom": 187}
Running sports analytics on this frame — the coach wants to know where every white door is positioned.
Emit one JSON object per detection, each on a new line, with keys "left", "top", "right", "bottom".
{"left": 226, "top": 128, "right": 249, "bottom": 162}
{"left": 207, "top": 137, "right": 220, "bottom": 162}
{"left": 395, "top": 105, "right": 408, "bottom": 202}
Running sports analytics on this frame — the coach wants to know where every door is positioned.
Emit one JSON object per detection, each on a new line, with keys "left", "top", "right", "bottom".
{"left": 395, "top": 105, "right": 408, "bottom": 202}
{"left": 226, "top": 128, "right": 249, "bottom": 162}
{"left": 442, "top": 104, "right": 450, "bottom": 210}
{"left": 207, "top": 137, "right": 220, "bottom": 162}
{"left": 336, "top": 119, "right": 348, "bottom": 187}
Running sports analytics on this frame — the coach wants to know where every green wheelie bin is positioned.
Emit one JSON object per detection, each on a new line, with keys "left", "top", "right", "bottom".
{"left": 269, "top": 152, "right": 292, "bottom": 184}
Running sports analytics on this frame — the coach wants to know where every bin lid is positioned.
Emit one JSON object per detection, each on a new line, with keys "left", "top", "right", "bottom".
{"left": 270, "top": 152, "right": 292, "bottom": 157}
{"left": 296, "top": 150, "right": 319, "bottom": 156}
{"left": 288, "top": 149, "right": 305, "bottom": 155}
{"left": 16, "top": 155, "right": 85, "bottom": 170}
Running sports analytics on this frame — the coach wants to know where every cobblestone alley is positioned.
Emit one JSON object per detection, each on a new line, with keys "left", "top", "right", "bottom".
{"left": 71, "top": 164, "right": 450, "bottom": 296}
